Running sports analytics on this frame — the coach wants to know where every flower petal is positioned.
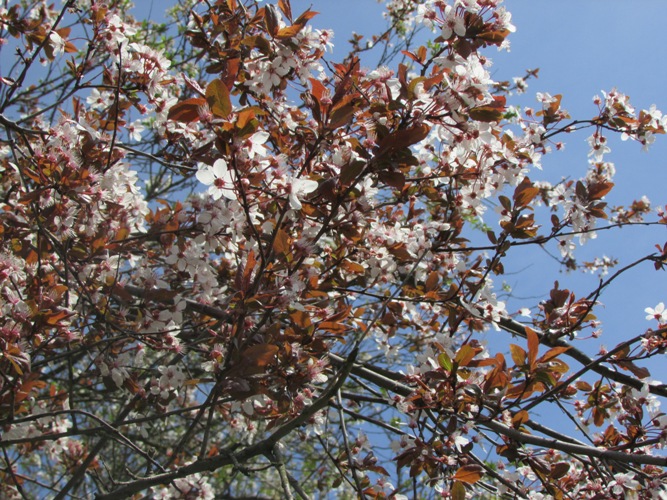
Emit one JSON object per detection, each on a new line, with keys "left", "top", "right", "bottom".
{"left": 295, "top": 178, "right": 318, "bottom": 195}
{"left": 289, "top": 192, "right": 302, "bottom": 210}
{"left": 196, "top": 167, "right": 215, "bottom": 185}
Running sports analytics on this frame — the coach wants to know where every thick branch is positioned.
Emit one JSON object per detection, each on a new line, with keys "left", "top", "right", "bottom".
{"left": 328, "top": 355, "right": 667, "bottom": 467}
{"left": 96, "top": 347, "right": 359, "bottom": 499}
{"left": 496, "top": 316, "right": 667, "bottom": 398}
{"left": 480, "top": 419, "right": 667, "bottom": 467}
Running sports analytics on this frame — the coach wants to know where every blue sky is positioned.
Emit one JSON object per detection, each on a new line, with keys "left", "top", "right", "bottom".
{"left": 290, "top": 1, "right": 667, "bottom": 380}
{"left": 112, "top": 0, "right": 666, "bottom": 478}
{"left": 482, "top": 2, "right": 667, "bottom": 368}
{"left": 288, "top": 0, "right": 667, "bottom": 459}
{"left": 136, "top": 0, "right": 665, "bottom": 379}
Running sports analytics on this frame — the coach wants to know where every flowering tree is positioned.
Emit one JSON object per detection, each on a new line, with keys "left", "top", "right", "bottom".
{"left": 1, "top": 0, "right": 666, "bottom": 498}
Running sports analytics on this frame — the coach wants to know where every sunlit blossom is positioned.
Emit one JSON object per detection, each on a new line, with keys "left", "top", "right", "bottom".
{"left": 645, "top": 302, "right": 667, "bottom": 322}
{"left": 287, "top": 176, "right": 318, "bottom": 210}
{"left": 196, "top": 159, "right": 237, "bottom": 201}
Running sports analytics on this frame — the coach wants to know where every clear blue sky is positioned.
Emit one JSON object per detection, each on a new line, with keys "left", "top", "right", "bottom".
{"left": 284, "top": 1, "right": 667, "bottom": 461}
{"left": 120, "top": 0, "right": 666, "bottom": 474}
{"left": 137, "top": 0, "right": 666, "bottom": 376}
{"left": 491, "top": 3, "right": 667, "bottom": 372}
{"left": 295, "top": 0, "right": 667, "bottom": 377}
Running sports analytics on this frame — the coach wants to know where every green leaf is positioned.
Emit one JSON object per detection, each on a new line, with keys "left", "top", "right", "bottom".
{"left": 438, "top": 351, "right": 453, "bottom": 371}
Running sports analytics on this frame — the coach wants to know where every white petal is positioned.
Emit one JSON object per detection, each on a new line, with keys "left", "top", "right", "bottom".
{"left": 196, "top": 167, "right": 215, "bottom": 185}
{"left": 111, "top": 369, "right": 124, "bottom": 388}
{"left": 294, "top": 178, "right": 318, "bottom": 195}
{"left": 212, "top": 158, "right": 229, "bottom": 176}
{"left": 289, "top": 192, "right": 302, "bottom": 210}
{"left": 250, "top": 131, "right": 269, "bottom": 145}
{"left": 221, "top": 188, "right": 238, "bottom": 201}
{"left": 454, "top": 20, "right": 466, "bottom": 37}
{"left": 209, "top": 186, "right": 223, "bottom": 200}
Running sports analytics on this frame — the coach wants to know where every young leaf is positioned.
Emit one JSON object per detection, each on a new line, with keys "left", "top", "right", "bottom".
{"left": 526, "top": 327, "right": 539, "bottom": 369}
{"left": 513, "top": 177, "right": 539, "bottom": 208}
{"left": 206, "top": 79, "right": 232, "bottom": 119}
{"left": 451, "top": 481, "right": 467, "bottom": 500}
{"left": 453, "top": 464, "right": 483, "bottom": 484}
{"left": 438, "top": 351, "right": 453, "bottom": 372}
{"left": 167, "top": 97, "right": 207, "bottom": 123}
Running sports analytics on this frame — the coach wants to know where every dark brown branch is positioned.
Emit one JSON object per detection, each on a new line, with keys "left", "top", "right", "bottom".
{"left": 496, "top": 316, "right": 667, "bottom": 398}
{"left": 481, "top": 419, "right": 667, "bottom": 467}
{"left": 96, "top": 346, "right": 360, "bottom": 499}
{"left": 328, "top": 355, "right": 667, "bottom": 467}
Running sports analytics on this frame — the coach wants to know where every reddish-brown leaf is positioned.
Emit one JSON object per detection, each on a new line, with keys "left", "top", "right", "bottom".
{"left": 454, "top": 344, "right": 480, "bottom": 367}
{"left": 328, "top": 100, "right": 357, "bottom": 130}
{"left": 424, "top": 271, "right": 439, "bottom": 292}
{"left": 277, "top": 0, "right": 292, "bottom": 22}
{"left": 264, "top": 5, "right": 280, "bottom": 37}
{"left": 44, "top": 310, "right": 72, "bottom": 326}
{"left": 275, "top": 24, "right": 305, "bottom": 40}
{"left": 509, "top": 344, "right": 526, "bottom": 367}
{"left": 378, "top": 170, "right": 405, "bottom": 189}
{"left": 513, "top": 177, "right": 539, "bottom": 208}
{"left": 339, "top": 160, "right": 365, "bottom": 187}
{"left": 240, "top": 250, "right": 257, "bottom": 291}
{"left": 167, "top": 97, "right": 206, "bottom": 123}
{"left": 239, "top": 344, "right": 279, "bottom": 375}
{"left": 401, "top": 49, "right": 422, "bottom": 64}
{"left": 468, "top": 96, "right": 506, "bottom": 122}
{"left": 526, "top": 327, "right": 539, "bottom": 369}
{"left": 617, "top": 360, "right": 651, "bottom": 379}
{"left": 309, "top": 78, "right": 328, "bottom": 103}
{"left": 143, "top": 288, "right": 179, "bottom": 303}
{"left": 387, "top": 242, "right": 412, "bottom": 262}
{"left": 453, "top": 465, "right": 483, "bottom": 485}
{"left": 375, "top": 123, "right": 430, "bottom": 156}
{"left": 538, "top": 346, "right": 570, "bottom": 364}
{"left": 317, "top": 321, "right": 348, "bottom": 334}
{"left": 272, "top": 228, "right": 290, "bottom": 256}
{"left": 290, "top": 310, "right": 312, "bottom": 329}
{"left": 476, "top": 29, "right": 511, "bottom": 44}
{"left": 512, "top": 410, "right": 530, "bottom": 428}
{"left": 575, "top": 381, "right": 592, "bottom": 391}
{"left": 550, "top": 462, "right": 570, "bottom": 479}
{"left": 206, "top": 79, "right": 232, "bottom": 119}
{"left": 588, "top": 181, "right": 614, "bottom": 200}
{"left": 342, "top": 259, "right": 365, "bottom": 274}
{"left": 240, "top": 35, "right": 272, "bottom": 55}
{"left": 236, "top": 108, "right": 256, "bottom": 129}
{"left": 294, "top": 9, "right": 318, "bottom": 25}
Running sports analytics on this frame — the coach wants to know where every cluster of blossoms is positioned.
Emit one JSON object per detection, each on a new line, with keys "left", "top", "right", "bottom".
{"left": 152, "top": 472, "right": 215, "bottom": 500}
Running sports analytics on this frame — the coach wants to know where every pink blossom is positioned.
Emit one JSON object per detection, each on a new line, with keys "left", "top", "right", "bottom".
{"left": 441, "top": 6, "right": 466, "bottom": 39}
{"left": 645, "top": 302, "right": 667, "bottom": 322}
{"left": 287, "top": 176, "right": 318, "bottom": 210}
{"left": 196, "top": 159, "right": 237, "bottom": 201}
